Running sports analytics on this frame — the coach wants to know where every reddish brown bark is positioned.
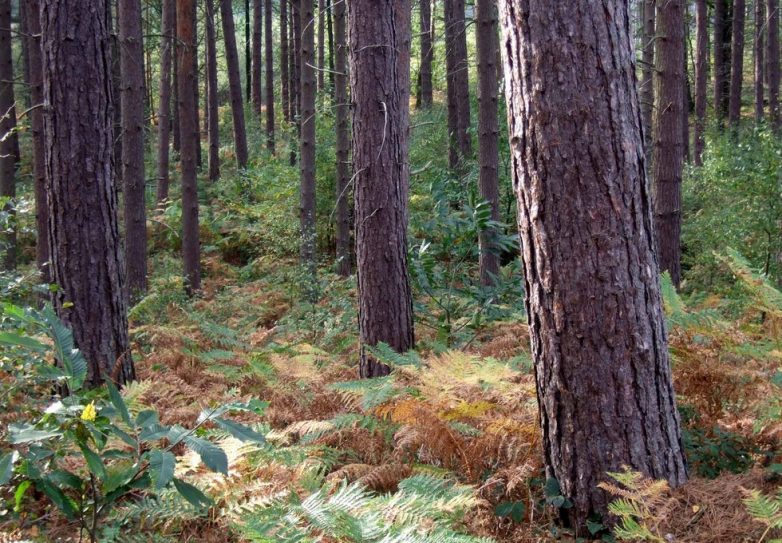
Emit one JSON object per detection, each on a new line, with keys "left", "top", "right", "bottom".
{"left": 221, "top": 0, "right": 250, "bottom": 168}
{"left": 641, "top": 0, "right": 655, "bottom": 156}
{"left": 252, "top": 0, "right": 263, "bottom": 113}
{"left": 156, "top": 0, "right": 174, "bottom": 205}
{"left": 418, "top": 0, "right": 434, "bottom": 108}
{"left": 334, "top": 0, "right": 350, "bottom": 276}
{"left": 0, "top": 0, "right": 16, "bottom": 271}
{"left": 300, "top": 0, "right": 317, "bottom": 272}
{"left": 694, "top": 0, "right": 708, "bottom": 165}
{"left": 265, "top": 0, "right": 275, "bottom": 151}
{"left": 444, "top": 0, "right": 472, "bottom": 167}
{"left": 206, "top": 0, "right": 220, "bottom": 180}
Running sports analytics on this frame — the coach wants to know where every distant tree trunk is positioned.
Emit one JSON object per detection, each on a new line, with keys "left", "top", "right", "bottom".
{"left": 444, "top": 0, "right": 472, "bottom": 165}
{"left": 157, "top": 0, "right": 174, "bottom": 204}
{"left": 265, "top": 0, "right": 275, "bottom": 151}
{"left": 291, "top": 1, "right": 301, "bottom": 166}
{"left": 350, "top": 0, "right": 415, "bottom": 378}
{"left": 419, "top": 0, "right": 434, "bottom": 108}
{"left": 177, "top": 0, "right": 201, "bottom": 294}
{"left": 245, "top": 0, "right": 251, "bottom": 101}
{"left": 755, "top": 0, "right": 765, "bottom": 122}
{"left": 42, "top": 0, "right": 134, "bottom": 386}
{"left": 172, "top": 1, "right": 181, "bottom": 153}
{"left": 694, "top": 0, "right": 708, "bottom": 165}
{"left": 119, "top": 0, "right": 148, "bottom": 300}
{"left": 206, "top": 0, "right": 220, "bottom": 180}
{"left": 768, "top": 0, "right": 780, "bottom": 131}
{"left": 191, "top": 8, "right": 201, "bottom": 170}
{"left": 27, "top": 0, "right": 49, "bottom": 282}
{"left": 300, "top": 0, "right": 317, "bottom": 275}
{"left": 19, "top": 1, "right": 30, "bottom": 109}
{"left": 221, "top": 0, "right": 250, "bottom": 169}
{"left": 714, "top": 0, "right": 732, "bottom": 121}
{"left": 498, "top": 0, "right": 688, "bottom": 530}
{"left": 476, "top": 0, "right": 499, "bottom": 286}
{"left": 334, "top": 0, "right": 350, "bottom": 277}
{"left": 318, "top": 0, "right": 325, "bottom": 91}
{"left": 0, "top": 0, "right": 15, "bottom": 271}
{"left": 444, "top": 0, "right": 460, "bottom": 168}
{"left": 280, "top": 0, "right": 290, "bottom": 122}
{"left": 729, "top": 0, "right": 747, "bottom": 126}
{"left": 641, "top": 0, "right": 655, "bottom": 157}
{"left": 252, "top": 0, "right": 263, "bottom": 113}
{"left": 683, "top": 55, "right": 691, "bottom": 162}
{"left": 327, "top": 0, "right": 335, "bottom": 92}
{"left": 108, "top": 2, "right": 123, "bottom": 185}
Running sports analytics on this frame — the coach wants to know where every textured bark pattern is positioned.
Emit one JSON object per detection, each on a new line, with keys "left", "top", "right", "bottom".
{"left": 768, "top": 0, "right": 780, "bottom": 131}
{"left": 280, "top": 0, "right": 290, "bottom": 122}
{"left": 245, "top": 0, "right": 251, "bottom": 100}
{"left": 291, "top": 2, "right": 301, "bottom": 165}
{"left": 334, "top": 0, "right": 350, "bottom": 276}
{"left": 349, "top": 0, "right": 415, "bottom": 378}
{"left": 252, "top": 0, "right": 263, "bottom": 112}
{"left": 265, "top": 0, "right": 275, "bottom": 151}
{"left": 42, "top": 0, "right": 133, "bottom": 386}
{"left": 300, "top": 0, "right": 317, "bottom": 269}
{"left": 640, "top": 0, "right": 655, "bottom": 157}
{"left": 19, "top": 1, "right": 30, "bottom": 109}
{"left": 694, "top": 0, "right": 708, "bottom": 165}
{"left": 318, "top": 0, "right": 325, "bottom": 90}
{"left": 714, "top": 0, "right": 731, "bottom": 119}
{"left": 190, "top": 5, "right": 201, "bottom": 169}
{"left": 327, "top": 0, "right": 335, "bottom": 91}
{"left": 755, "top": 0, "right": 765, "bottom": 123}
{"left": 176, "top": 0, "right": 200, "bottom": 294}
{"left": 419, "top": 0, "right": 434, "bottom": 108}
{"left": 0, "top": 0, "right": 16, "bottom": 270}
{"left": 156, "top": 0, "right": 174, "bottom": 204}
{"left": 119, "top": 0, "right": 148, "bottom": 299}
{"left": 729, "top": 0, "right": 747, "bottom": 126}
{"left": 222, "top": 0, "right": 250, "bottom": 169}
{"left": 444, "top": 0, "right": 472, "bottom": 165}
{"left": 172, "top": 1, "right": 180, "bottom": 153}
{"left": 498, "top": 0, "right": 687, "bottom": 528}
{"left": 476, "top": 0, "right": 500, "bottom": 285}
{"left": 206, "top": 0, "right": 220, "bottom": 180}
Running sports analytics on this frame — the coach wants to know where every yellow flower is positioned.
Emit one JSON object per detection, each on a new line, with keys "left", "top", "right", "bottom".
{"left": 80, "top": 401, "right": 97, "bottom": 422}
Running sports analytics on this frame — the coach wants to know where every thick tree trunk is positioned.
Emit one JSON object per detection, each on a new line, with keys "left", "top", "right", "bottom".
{"left": 694, "top": 0, "right": 708, "bottom": 165}
{"left": 27, "top": 0, "right": 49, "bottom": 282}
{"left": 714, "top": 0, "right": 732, "bottom": 121}
{"left": 755, "top": 0, "right": 765, "bottom": 122}
{"left": 768, "top": 0, "right": 780, "bottom": 131}
{"left": 221, "top": 0, "right": 250, "bottom": 169}
{"left": 498, "top": 0, "right": 688, "bottom": 530}
{"left": 641, "top": 0, "right": 656, "bottom": 157}
{"left": 41, "top": 0, "right": 134, "bottom": 386}
{"left": 119, "top": 0, "right": 148, "bottom": 300}
{"left": 252, "top": 0, "right": 263, "bottom": 113}
{"left": 476, "top": 0, "right": 500, "bottom": 286}
{"left": 156, "top": 0, "right": 174, "bottom": 205}
{"left": 280, "top": 0, "right": 290, "bottom": 122}
{"left": 419, "top": 0, "right": 434, "bottom": 108}
{"left": 300, "top": 0, "right": 317, "bottom": 275}
{"left": 444, "top": 0, "right": 472, "bottom": 165}
{"left": 206, "top": 0, "right": 220, "bottom": 180}
{"left": 318, "top": 0, "right": 325, "bottom": 91}
{"left": 176, "top": 0, "right": 201, "bottom": 294}
{"left": 350, "top": 0, "right": 415, "bottom": 378}
{"left": 729, "top": 0, "right": 747, "bottom": 126}
{"left": 653, "top": 0, "right": 685, "bottom": 287}
{"left": 0, "top": 0, "right": 15, "bottom": 271}
{"left": 334, "top": 0, "right": 350, "bottom": 277}
{"left": 265, "top": 0, "right": 275, "bottom": 151}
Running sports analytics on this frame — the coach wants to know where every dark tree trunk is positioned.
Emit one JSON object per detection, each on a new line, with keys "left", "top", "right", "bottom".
{"left": 444, "top": 0, "right": 460, "bottom": 168}
{"left": 729, "top": 0, "right": 747, "bottom": 126}
{"left": 191, "top": 6, "right": 201, "bottom": 170}
{"left": 326, "top": 0, "right": 335, "bottom": 92}
{"left": 300, "top": 0, "right": 317, "bottom": 274}
{"left": 221, "top": 0, "right": 250, "bottom": 169}
{"left": 291, "top": 1, "right": 301, "bottom": 166}
{"left": 641, "top": 0, "right": 655, "bottom": 157}
{"left": 206, "top": 0, "right": 220, "bottom": 180}
{"left": 119, "top": 0, "right": 148, "bottom": 300}
{"left": 318, "top": 0, "right": 325, "bottom": 91}
{"left": 476, "top": 0, "right": 500, "bottom": 286}
{"left": 172, "top": 1, "right": 181, "bottom": 153}
{"left": 768, "top": 0, "right": 780, "bottom": 131}
{"left": 498, "top": 0, "right": 688, "bottom": 530}
{"left": 334, "top": 0, "right": 350, "bottom": 277}
{"left": 0, "top": 0, "right": 16, "bottom": 271}
{"left": 265, "top": 0, "right": 275, "bottom": 151}
{"left": 252, "top": 0, "right": 263, "bottom": 113}
{"left": 19, "top": 1, "right": 30, "bottom": 109}
{"left": 157, "top": 0, "right": 174, "bottom": 204}
{"left": 444, "top": 0, "right": 472, "bottom": 165}
{"left": 714, "top": 0, "right": 732, "bottom": 121}
{"left": 280, "top": 0, "right": 290, "bottom": 122}
{"left": 108, "top": 2, "right": 123, "bottom": 185}
{"left": 245, "top": 0, "right": 251, "bottom": 101}
{"left": 694, "top": 0, "right": 708, "bottom": 165}
{"left": 755, "top": 0, "right": 765, "bottom": 123}
{"left": 683, "top": 53, "right": 691, "bottom": 163}
{"left": 350, "top": 0, "right": 415, "bottom": 378}
{"left": 419, "top": 0, "right": 434, "bottom": 108}
{"left": 41, "top": 0, "right": 134, "bottom": 386}
{"left": 27, "top": 0, "right": 49, "bottom": 282}
{"left": 176, "top": 0, "right": 201, "bottom": 294}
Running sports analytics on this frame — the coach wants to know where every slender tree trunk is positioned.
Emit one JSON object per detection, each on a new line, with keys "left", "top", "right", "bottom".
{"left": 177, "top": 0, "right": 201, "bottom": 294}
{"left": 498, "top": 0, "right": 688, "bottom": 530}
{"left": 245, "top": 0, "right": 251, "bottom": 101}
{"left": 729, "top": 0, "right": 747, "bottom": 126}
{"left": 19, "top": 1, "right": 30, "bottom": 109}
{"left": 444, "top": 0, "right": 472, "bottom": 164}
{"left": 768, "top": 0, "right": 780, "bottom": 131}
{"left": 191, "top": 8, "right": 201, "bottom": 170}
{"left": 334, "top": 0, "right": 350, "bottom": 277}
{"left": 714, "top": 0, "right": 732, "bottom": 121}
{"left": 291, "top": 1, "right": 301, "bottom": 166}
{"left": 265, "top": 0, "right": 275, "bottom": 151}
{"left": 252, "top": 0, "right": 263, "bottom": 113}
{"left": 419, "top": 0, "right": 434, "bottom": 108}
{"left": 327, "top": 0, "right": 335, "bottom": 92}
{"left": 350, "top": 0, "right": 415, "bottom": 378}
{"left": 300, "top": 0, "right": 317, "bottom": 276}
{"left": 108, "top": 2, "right": 123, "bottom": 185}
{"left": 42, "top": 0, "right": 134, "bottom": 386}
{"left": 694, "top": 0, "right": 708, "bottom": 165}
{"left": 157, "top": 0, "right": 174, "bottom": 204}
{"left": 119, "top": 0, "right": 148, "bottom": 300}
{"left": 0, "top": 0, "right": 15, "bottom": 271}
{"left": 444, "top": 0, "right": 460, "bottom": 168}
{"left": 172, "top": 1, "right": 181, "bottom": 153}
{"left": 476, "top": 0, "right": 500, "bottom": 286}
{"left": 221, "top": 0, "right": 250, "bottom": 168}
{"left": 318, "top": 0, "right": 325, "bottom": 91}
{"left": 206, "top": 0, "right": 220, "bottom": 180}
{"left": 27, "top": 0, "right": 49, "bottom": 282}
{"left": 641, "top": 0, "right": 656, "bottom": 157}
{"left": 755, "top": 0, "right": 766, "bottom": 122}
{"left": 281, "top": 0, "right": 290, "bottom": 122}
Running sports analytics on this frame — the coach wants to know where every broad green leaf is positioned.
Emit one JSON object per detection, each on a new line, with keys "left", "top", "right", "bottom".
{"left": 14, "top": 480, "right": 31, "bottom": 512}
{"left": 8, "top": 423, "right": 62, "bottom": 444}
{"left": 79, "top": 445, "right": 107, "bottom": 481}
{"left": 214, "top": 418, "right": 266, "bottom": 443}
{"left": 139, "top": 423, "right": 169, "bottom": 442}
{"left": 135, "top": 410, "right": 159, "bottom": 429}
{"left": 183, "top": 435, "right": 228, "bottom": 474}
{"left": 0, "top": 331, "right": 47, "bottom": 350}
{"left": 173, "top": 478, "right": 213, "bottom": 509}
{"left": 109, "top": 425, "right": 137, "bottom": 448}
{"left": 47, "top": 469, "right": 83, "bottom": 490}
{"left": 149, "top": 450, "right": 176, "bottom": 489}
{"left": 38, "top": 478, "right": 77, "bottom": 519}
{"left": 0, "top": 451, "right": 17, "bottom": 485}
{"left": 106, "top": 381, "right": 131, "bottom": 426}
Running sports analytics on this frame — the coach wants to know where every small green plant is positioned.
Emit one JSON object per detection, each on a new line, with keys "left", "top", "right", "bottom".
{"left": 742, "top": 488, "right": 782, "bottom": 543}
{"left": 598, "top": 468, "right": 672, "bottom": 543}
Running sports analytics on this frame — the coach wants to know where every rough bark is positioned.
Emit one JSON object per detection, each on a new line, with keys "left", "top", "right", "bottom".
{"left": 300, "top": 0, "right": 317, "bottom": 273}
{"left": 755, "top": 0, "right": 765, "bottom": 122}
{"left": 318, "top": 0, "right": 325, "bottom": 90}
{"left": 19, "top": 1, "right": 30, "bottom": 109}
{"left": 641, "top": 0, "right": 655, "bottom": 157}
{"left": 156, "top": 0, "right": 175, "bottom": 204}
{"left": 0, "top": 0, "right": 16, "bottom": 271}
{"left": 350, "top": 0, "right": 415, "bottom": 378}
{"left": 694, "top": 0, "right": 708, "bottom": 165}
{"left": 108, "top": 2, "right": 123, "bottom": 185}
{"left": 252, "top": 0, "right": 263, "bottom": 112}
{"left": 768, "top": 0, "right": 780, "bottom": 131}
{"left": 176, "top": 0, "right": 201, "bottom": 294}
{"left": 281, "top": 0, "right": 290, "bottom": 122}
{"left": 206, "top": 0, "right": 220, "bottom": 180}
{"left": 265, "top": 0, "right": 275, "bottom": 151}
{"left": 291, "top": 1, "right": 301, "bottom": 165}
{"left": 444, "top": 0, "right": 472, "bottom": 165}
{"left": 714, "top": 0, "right": 732, "bottom": 120}
{"left": 245, "top": 0, "right": 251, "bottom": 100}
{"left": 444, "top": 0, "right": 460, "bottom": 168}
{"left": 221, "top": 0, "right": 250, "bottom": 168}
{"left": 327, "top": 0, "right": 335, "bottom": 91}
{"left": 191, "top": 6, "right": 201, "bottom": 169}
{"left": 419, "top": 0, "right": 434, "bottom": 108}
{"left": 334, "top": 0, "right": 350, "bottom": 276}
{"left": 498, "top": 0, "right": 688, "bottom": 529}
{"left": 172, "top": 1, "right": 180, "bottom": 153}
{"left": 119, "top": 0, "right": 148, "bottom": 300}
{"left": 41, "top": 0, "right": 134, "bottom": 386}
{"left": 729, "top": 0, "right": 747, "bottom": 126}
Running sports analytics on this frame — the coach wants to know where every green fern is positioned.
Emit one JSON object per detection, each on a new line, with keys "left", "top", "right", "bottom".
{"left": 743, "top": 488, "right": 782, "bottom": 542}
